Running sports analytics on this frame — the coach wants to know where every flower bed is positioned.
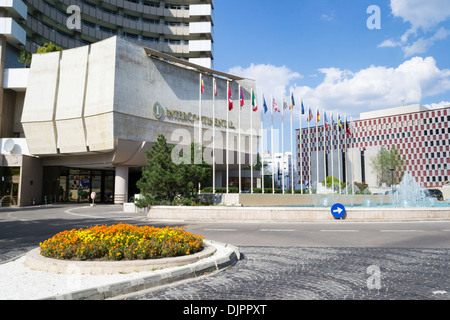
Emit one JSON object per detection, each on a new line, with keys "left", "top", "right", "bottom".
{"left": 39, "top": 223, "right": 204, "bottom": 261}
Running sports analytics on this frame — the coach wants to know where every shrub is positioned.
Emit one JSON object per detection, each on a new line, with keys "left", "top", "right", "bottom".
{"left": 39, "top": 223, "right": 204, "bottom": 261}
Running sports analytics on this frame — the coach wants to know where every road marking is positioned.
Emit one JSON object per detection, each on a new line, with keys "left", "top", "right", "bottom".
{"left": 320, "top": 230, "right": 359, "bottom": 233}
{"left": 380, "top": 230, "right": 424, "bottom": 233}
{"left": 260, "top": 229, "right": 296, "bottom": 232}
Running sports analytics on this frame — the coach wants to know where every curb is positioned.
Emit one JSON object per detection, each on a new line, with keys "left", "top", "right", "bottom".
{"left": 26, "top": 244, "right": 217, "bottom": 275}
{"left": 40, "top": 240, "right": 240, "bottom": 300}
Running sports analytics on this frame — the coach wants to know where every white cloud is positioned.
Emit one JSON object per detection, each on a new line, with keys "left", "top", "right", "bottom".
{"left": 380, "top": 1, "right": 450, "bottom": 56}
{"left": 230, "top": 57, "right": 450, "bottom": 119}
{"left": 424, "top": 101, "right": 450, "bottom": 109}
{"left": 402, "top": 28, "right": 450, "bottom": 57}
{"left": 228, "top": 63, "right": 301, "bottom": 99}
{"left": 378, "top": 39, "right": 401, "bottom": 48}
{"left": 390, "top": 0, "right": 450, "bottom": 32}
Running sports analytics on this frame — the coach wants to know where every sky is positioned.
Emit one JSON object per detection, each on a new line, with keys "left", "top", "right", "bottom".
{"left": 212, "top": 0, "right": 450, "bottom": 124}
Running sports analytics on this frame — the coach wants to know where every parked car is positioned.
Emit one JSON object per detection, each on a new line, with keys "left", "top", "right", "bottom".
{"left": 427, "top": 189, "right": 444, "bottom": 201}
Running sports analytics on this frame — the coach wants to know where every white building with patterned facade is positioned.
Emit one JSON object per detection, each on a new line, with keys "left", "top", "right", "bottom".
{"left": 296, "top": 104, "right": 450, "bottom": 191}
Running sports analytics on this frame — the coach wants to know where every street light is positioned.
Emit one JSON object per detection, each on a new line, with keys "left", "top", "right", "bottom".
{"left": 389, "top": 168, "right": 394, "bottom": 189}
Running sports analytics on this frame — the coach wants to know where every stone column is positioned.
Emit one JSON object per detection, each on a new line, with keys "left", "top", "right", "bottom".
{"left": 0, "top": 9, "right": 7, "bottom": 138}
{"left": 114, "top": 166, "right": 129, "bottom": 204}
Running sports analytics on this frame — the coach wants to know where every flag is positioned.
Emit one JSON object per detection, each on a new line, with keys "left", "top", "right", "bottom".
{"left": 228, "top": 85, "right": 233, "bottom": 111}
{"left": 301, "top": 100, "right": 305, "bottom": 115}
{"left": 290, "top": 93, "right": 295, "bottom": 110}
{"left": 240, "top": 87, "right": 244, "bottom": 109}
{"left": 308, "top": 107, "right": 313, "bottom": 122}
{"left": 263, "top": 95, "right": 268, "bottom": 114}
{"left": 324, "top": 112, "right": 329, "bottom": 129}
{"left": 346, "top": 121, "right": 352, "bottom": 136}
{"left": 317, "top": 110, "right": 321, "bottom": 124}
{"left": 338, "top": 115, "right": 343, "bottom": 131}
{"left": 201, "top": 75, "right": 205, "bottom": 95}
{"left": 252, "top": 90, "right": 257, "bottom": 112}
{"left": 273, "top": 98, "right": 280, "bottom": 113}
{"left": 213, "top": 78, "right": 217, "bottom": 97}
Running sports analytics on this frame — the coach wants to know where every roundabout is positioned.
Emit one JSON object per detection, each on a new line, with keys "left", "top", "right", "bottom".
{"left": 1, "top": 240, "right": 240, "bottom": 300}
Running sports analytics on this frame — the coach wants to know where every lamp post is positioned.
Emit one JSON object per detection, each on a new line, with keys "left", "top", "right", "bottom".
{"left": 389, "top": 168, "right": 394, "bottom": 190}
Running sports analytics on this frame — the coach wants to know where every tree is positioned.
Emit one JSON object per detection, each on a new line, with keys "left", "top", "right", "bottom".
{"left": 136, "top": 134, "right": 212, "bottom": 207}
{"left": 136, "top": 134, "right": 188, "bottom": 206}
{"left": 370, "top": 146, "right": 405, "bottom": 187}
{"left": 37, "top": 42, "right": 63, "bottom": 54}
{"left": 18, "top": 50, "right": 32, "bottom": 67}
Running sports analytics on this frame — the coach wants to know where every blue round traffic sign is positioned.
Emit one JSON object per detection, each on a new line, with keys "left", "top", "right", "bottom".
{"left": 331, "top": 203, "right": 346, "bottom": 219}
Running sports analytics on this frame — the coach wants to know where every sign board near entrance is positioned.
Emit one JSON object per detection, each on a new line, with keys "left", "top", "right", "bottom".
{"left": 91, "top": 192, "right": 96, "bottom": 200}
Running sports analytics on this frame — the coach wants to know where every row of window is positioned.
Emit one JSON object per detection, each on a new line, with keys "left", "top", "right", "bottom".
{"left": 426, "top": 176, "right": 450, "bottom": 183}
{"left": 424, "top": 152, "right": 448, "bottom": 158}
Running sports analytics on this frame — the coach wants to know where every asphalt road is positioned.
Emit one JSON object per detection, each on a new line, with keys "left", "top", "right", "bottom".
{"left": 1, "top": 204, "right": 449, "bottom": 301}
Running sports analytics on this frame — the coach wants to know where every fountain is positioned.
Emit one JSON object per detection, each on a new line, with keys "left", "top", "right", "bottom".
{"left": 389, "top": 172, "right": 436, "bottom": 207}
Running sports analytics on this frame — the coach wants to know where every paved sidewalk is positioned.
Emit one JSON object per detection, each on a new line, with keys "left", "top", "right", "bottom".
{"left": 0, "top": 241, "right": 240, "bottom": 300}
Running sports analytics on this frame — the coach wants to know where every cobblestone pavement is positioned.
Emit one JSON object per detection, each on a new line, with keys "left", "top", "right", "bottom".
{"left": 122, "top": 247, "right": 450, "bottom": 300}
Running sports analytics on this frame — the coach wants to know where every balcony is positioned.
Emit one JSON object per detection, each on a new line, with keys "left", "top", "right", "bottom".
{"left": 3, "top": 68, "right": 29, "bottom": 91}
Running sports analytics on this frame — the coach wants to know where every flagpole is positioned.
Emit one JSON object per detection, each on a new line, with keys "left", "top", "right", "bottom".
{"left": 290, "top": 94, "right": 294, "bottom": 194}
{"left": 338, "top": 115, "right": 342, "bottom": 194}
{"left": 238, "top": 84, "right": 242, "bottom": 194}
{"left": 212, "top": 78, "right": 216, "bottom": 194}
{"left": 323, "top": 109, "right": 327, "bottom": 188}
{"left": 299, "top": 101, "right": 303, "bottom": 194}
{"left": 198, "top": 73, "right": 203, "bottom": 194}
{"left": 331, "top": 112, "right": 334, "bottom": 193}
{"left": 271, "top": 95, "right": 275, "bottom": 194}
{"left": 351, "top": 117, "right": 355, "bottom": 195}
{"left": 261, "top": 93, "right": 265, "bottom": 194}
{"left": 226, "top": 81, "right": 230, "bottom": 194}
{"left": 344, "top": 116, "right": 349, "bottom": 195}
{"left": 281, "top": 92, "right": 285, "bottom": 194}
{"left": 316, "top": 107, "right": 319, "bottom": 193}
{"left": 308, "top": 107, "right": 312, "bottom": 195}
{"left": 250, "top": 88, "right": 254, "bottom": 194}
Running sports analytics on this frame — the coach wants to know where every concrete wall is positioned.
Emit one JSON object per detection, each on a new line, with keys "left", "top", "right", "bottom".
{"left": 21, "top": 36, "right": 259, "bottom": 169}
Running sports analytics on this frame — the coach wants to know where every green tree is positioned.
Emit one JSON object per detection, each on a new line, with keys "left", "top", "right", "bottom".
{"left": 184, "top": 141, "right": 212, "bottom": 195}
{"left": 37, "top": 42, "right": 63, "bottom": 54}
{"left": 18, "top": 50, "right": 32, "bottom": 67}
{"left": 370, "top": 146, "right": 405, "bottom": 187}
{"left": 136, "top": 135, "right": 212, "bottom": 207}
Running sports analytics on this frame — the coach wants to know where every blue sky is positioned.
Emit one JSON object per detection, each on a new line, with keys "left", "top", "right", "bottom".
{"left": 212, "top": 0, "right": 450, "bottom": 123}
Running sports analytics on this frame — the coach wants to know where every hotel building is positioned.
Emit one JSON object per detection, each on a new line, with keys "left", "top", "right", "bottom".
{"left": 0, "top": 34, "right": 257, "bottom": 207}
{"left": 0, "top": 1, "right": 247, "bottom": 207}
{"left": 18, "top": 0, "right": 214, "bottom": 68}
{"left": 297, "top": 105, "right": 450, "bottom": 191}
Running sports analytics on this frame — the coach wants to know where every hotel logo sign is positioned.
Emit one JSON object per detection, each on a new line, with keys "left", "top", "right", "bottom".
{"left": 153, "top": 102, "right": 164, "bottom": 120}
{"left": 153, "top": 102, "right": 235, "bottom": 129}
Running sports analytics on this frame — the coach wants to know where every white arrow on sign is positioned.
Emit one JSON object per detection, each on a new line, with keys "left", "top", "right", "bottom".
{"left": 333, "top": 207, "right": 343, "bottom": 215}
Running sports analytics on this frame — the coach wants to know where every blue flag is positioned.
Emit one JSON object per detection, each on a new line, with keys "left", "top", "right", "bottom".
{"left": 263, "top": 95, "right": 268, "bottom": 114}
{"left": 301, "top": 100, "right": 305, "bottom": 115}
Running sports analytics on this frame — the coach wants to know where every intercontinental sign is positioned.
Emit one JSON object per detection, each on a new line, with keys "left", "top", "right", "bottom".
{"left": 153, "top": 102, "right": 235, "bottom": 129}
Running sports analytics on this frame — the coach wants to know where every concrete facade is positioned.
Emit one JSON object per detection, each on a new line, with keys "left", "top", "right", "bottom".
{"left": 13, "top": 36, "right": 258, "bottom": 205}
